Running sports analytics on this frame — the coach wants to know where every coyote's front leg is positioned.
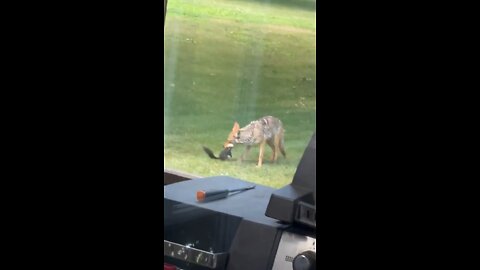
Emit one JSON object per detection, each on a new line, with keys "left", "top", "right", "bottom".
{"left": 257, "top": 141, "right": 266, "bottom": 167}
{"left": 239, "top": 145, "right": 252, "bottom": 163}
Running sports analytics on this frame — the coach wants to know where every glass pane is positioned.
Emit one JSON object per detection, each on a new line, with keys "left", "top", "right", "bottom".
{"left": 164, "top": 0, "right": 316, "bottom": 188}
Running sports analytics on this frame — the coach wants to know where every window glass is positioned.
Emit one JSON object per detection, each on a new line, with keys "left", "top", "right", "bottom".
{"left": 164, "top": 0, "right": 316, "bottom": 188}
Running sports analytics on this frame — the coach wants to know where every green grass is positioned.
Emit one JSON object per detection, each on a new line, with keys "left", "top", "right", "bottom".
{"left": 164, "top": 0, "right": 316, "bottom": 188}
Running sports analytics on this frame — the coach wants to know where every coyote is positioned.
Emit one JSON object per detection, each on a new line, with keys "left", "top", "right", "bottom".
{"left": 224, "top": 116, "right": 286, "bottom": 167}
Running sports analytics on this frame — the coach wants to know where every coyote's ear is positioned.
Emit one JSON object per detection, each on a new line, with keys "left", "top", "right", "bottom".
{"left": 232, "top": 122, "right": 240, "bottom": 132}
{"left": 225, "top": 122, "right": 240, "bottom": 148}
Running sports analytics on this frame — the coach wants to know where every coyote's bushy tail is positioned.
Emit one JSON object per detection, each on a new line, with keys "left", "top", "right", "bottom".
{"left": 279, "top": 128, "right": 286, "bottom": 158}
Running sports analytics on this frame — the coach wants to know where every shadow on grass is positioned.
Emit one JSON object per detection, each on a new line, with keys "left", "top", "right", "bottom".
{"left": 233, "top": 0, "right": 316, "bottom": 12}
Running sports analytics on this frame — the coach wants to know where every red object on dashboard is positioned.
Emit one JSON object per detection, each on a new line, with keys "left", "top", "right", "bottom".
{"left": 164, "top": 263, "right": 177, "bottom": 270}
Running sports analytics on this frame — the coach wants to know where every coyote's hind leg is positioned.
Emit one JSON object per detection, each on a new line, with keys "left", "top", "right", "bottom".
{"left": 267, "top": 140, "right": 276, "bottom": 162}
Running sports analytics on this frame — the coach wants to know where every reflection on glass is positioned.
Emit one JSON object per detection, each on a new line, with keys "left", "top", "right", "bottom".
{"left": 164, "top": 0, "right": 316, "bottom": 188}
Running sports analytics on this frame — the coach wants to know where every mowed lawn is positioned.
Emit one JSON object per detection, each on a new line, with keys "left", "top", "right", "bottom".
{"left": 164, "top": 0, "right": 316, "bottom": 188}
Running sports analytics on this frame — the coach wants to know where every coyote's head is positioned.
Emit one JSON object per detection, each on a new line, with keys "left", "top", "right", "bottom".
{"left": 224, "top": 122, "right": 240, "bottom": 148}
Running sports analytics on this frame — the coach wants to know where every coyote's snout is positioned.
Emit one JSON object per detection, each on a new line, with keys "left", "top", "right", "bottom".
{"left": 224, "top": 116, "right": 286, "bottom": 167}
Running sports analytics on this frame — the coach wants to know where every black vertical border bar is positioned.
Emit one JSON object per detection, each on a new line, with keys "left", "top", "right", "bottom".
{"left": 164, "top": 0, "right": 168, "bottom": 26}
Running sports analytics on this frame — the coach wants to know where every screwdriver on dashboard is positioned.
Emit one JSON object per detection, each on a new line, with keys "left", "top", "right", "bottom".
{"left": 196, "top": 185, "right": 256, "bottom": 202}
